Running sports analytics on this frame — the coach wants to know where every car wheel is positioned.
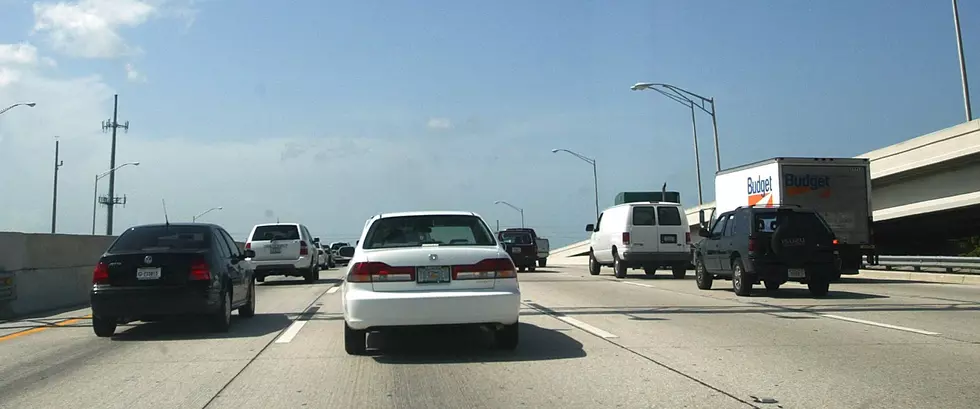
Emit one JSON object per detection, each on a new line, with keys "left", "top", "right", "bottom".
{"left": 256, "top": 275, "right": 265, "bottom": 283}
{"left": 695, "top": 257, "right": 713, "bottom": 290}
{"left": 538, "top": 259, "right": 547, "bottom": 268}
{"left": 92, "top": 316, "right": 117, "bottom": 337}
{"left": 732, "top": 257, "right": 752, "bottom": 296}
{"left": 613, "top": 253, "right": 627, "bottom": 279}
{"left": 672, "top": 265, "right": 687, "bottom": 279}
{"left": 494, "top": 322, "right": 519, "bottom": 350}
{"left": 518, "top": 266, "right": 526, "bottom": 272}
{"left": 239, "top": 280, "right": 256, "bottom": 318}
{"left": 210, "top": 288, "right": 232, "bottom": 332}
{"left": 764, "top": 280, "right": 781, "bottom": 291}
{"left": 344, "top": 322, "right": 367, "bottom": 355}
{"left": 302, "top": 268, "right": 315, "bottom": 284}
{"left": 808, "top": 277, "right": 830, "bottom": 297}
{"left": 528, "top": 265, "right": 536, "bottom": 272}
{"left": 588, "top": 251, "right": 601, "bottom": 276}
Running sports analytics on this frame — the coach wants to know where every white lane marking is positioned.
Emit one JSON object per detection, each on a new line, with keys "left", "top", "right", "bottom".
{"left": 622, "top": 281, "right": 654, "bottom": 288}
{"left": 326, "top": 285, "right": 340, "bottom": 294}
{"left": 274, "top": 321, "right": 308, "bottom": 343}
{"left": 820, "top": 314, "right": 941, "bottom": 336}
{"left": 524, "top": 303, "right": 618, "bottom": 339}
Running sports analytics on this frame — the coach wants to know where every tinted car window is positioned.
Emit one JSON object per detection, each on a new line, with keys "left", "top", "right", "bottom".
{"left": 754, "top": 211, "right": 833, "bottom": 239}
{"left": 110, "top": 225, "right": 211, "bottom": 252}
{"left": 657, "top": 206, "right": 682, "bottom": 226}
{"left": 710, "top": 215, "right": 728, "bottom": 236}
{"left": 331, "top": 242, "right": 349, "bottom": 250}
{"left": 251, "top": 225, "right": 300, "bottom": 241}
{"left": 363, "top": 215, "right": 496, "bottom": 249}
{"left": 500, "top": 233, "right": 532, "bottom": 244}
{"left": 631, "top": 207, "right": 656, "bottom": 226}
{"left": 723, "top": 214, "right": 736, "bottom": 236}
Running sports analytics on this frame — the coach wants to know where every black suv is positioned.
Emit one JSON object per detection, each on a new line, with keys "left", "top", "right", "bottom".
{"left": 693, "top": 205, "right": 839, "bottom": 297}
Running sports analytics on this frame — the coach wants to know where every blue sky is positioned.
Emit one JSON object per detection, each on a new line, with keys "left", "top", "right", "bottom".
{"left": 0, "top": 0, "right": 977, "bottom": 247}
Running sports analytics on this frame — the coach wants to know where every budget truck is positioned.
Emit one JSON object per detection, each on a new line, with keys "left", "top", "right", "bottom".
{"left": 702, "top": 157, "right": 878, "bottom": 279}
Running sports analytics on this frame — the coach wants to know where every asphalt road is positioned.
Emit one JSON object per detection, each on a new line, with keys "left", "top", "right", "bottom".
{"left": 1, "top": 265, "right": 978, "bottom": 409}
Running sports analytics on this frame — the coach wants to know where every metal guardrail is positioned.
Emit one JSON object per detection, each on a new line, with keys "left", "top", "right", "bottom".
{"left": 866, "top": 255, "right": 980, "bottom": 273}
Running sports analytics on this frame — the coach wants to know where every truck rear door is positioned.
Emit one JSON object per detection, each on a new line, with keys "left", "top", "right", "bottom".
{"left": 780, "top": 164, "right": 871, "bottom": 244}
{"left": 627, "top": 205, "right": 659, "bottom": 253}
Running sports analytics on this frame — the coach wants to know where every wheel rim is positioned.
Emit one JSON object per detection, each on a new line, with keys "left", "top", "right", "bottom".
{"left": 696, "top": 260, "right": 705, "bottom": 284}
{"left": 733, "top": 264, "right": 742, "bottom": 290}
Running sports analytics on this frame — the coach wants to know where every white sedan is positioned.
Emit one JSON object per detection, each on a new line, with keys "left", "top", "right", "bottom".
{"left": 340, "top": 210, "right": 521, "bottom": 355}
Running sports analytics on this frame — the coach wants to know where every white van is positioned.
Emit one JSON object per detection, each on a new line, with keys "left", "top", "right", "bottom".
{"left": 585, "top": 201, "right": 692, "bottom": 279}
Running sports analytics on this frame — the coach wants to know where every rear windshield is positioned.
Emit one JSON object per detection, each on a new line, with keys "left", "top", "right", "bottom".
{"left": 754, "top": 211, "right": 833, "bottom": 238}
{"left": 110, "top": 226, "right": 211, "bottom": 252}
{"left": 631, "top": 207, "right": 656, "bottom": 226}
{"left": 363, "top": 215, "right": 496, "bottom": 249}
{"left": 251, "top": 225, "right": 300, "bottom": 241}
{"left": 330, "top": 242, "right": 349, "bottom": 250}
{"left": 500, "top": 233, "right": 533, "bottom": 244}
{"left": 657, "top": 206, "right": 683, "bottom": 226}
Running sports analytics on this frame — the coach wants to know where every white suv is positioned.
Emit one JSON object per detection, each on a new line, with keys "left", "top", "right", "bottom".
{"left": 586, "top": 201, "right": 692, "bottom": 279}
{"left": 245, "top": 223, "right": 320, "bottom": 283}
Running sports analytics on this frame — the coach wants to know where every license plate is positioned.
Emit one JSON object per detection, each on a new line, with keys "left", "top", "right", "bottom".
{"left": 136, "top": 267, "right": 161, "bottom": 280}
{"left": 788, "top": 268, "right": 805, "bottom": 278}
{"left": 269, "top": 245, "right": 283, "bottom": 254}
{"left": 511, "top": 247, "right": 522, "bottom": 254}
{"left": 661, "top": 234, "right": 677, "bottom": 243}
{"left": 417, "top": 266, "right": 450, "bottom": 284}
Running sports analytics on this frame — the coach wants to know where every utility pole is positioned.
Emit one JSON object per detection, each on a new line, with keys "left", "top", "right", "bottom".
{"left": 101, "top": 94, "right": 130, "bottom": 235}
{"left": 50, "top": 138, "right": 64, "bottom": 233}
{"left": 952, "top": 0, "right": 973, "bottom": 121}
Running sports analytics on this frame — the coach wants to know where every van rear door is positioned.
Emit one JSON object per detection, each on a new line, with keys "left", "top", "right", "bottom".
{"left": 627, "top": 205, "right": 659, "bottom": 253}
{"left": 656, "top": 205, "right": 688, "bottom": 252}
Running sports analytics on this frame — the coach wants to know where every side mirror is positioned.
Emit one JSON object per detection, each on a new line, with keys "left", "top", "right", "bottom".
{"left": 338, "top": 246, "right": 355, "bottom": 258}
{"left": 698, "top": 210, "right": 710, "bottom": 230}
{"left": 313, "top": 237, "right": 320, "bottom": 244}
{"left": 243, "top": 249, "right": 256, "bottom": 259}
{"left": 698, "top": 229, "right": 710, "bottom": 238}
{"left": 585, "top": 224, "right": 595, "bottom": 232}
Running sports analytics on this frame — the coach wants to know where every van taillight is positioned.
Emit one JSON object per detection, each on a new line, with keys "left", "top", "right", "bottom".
{"left": 748, "top": 238, "right": 758, "bottom": 252}
{"left": 685, "top": 232, "right": 692, "bottom": 244}
{"left": 189, "top": 257, "right": 211, "bottom": 280}
{"left": 93, "top": 261, "right": 109, "bottom": 284}
{"left": 622, "top": 232, "right": 631, "bottom": 245}
{"left": 300, "top": 241, "right": 309, "bottom": 255}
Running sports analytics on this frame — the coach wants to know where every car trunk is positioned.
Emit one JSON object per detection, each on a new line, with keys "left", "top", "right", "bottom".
{"left": 103, "top": 250, "right": 209, "bottom": 287}
{"left": 363, "top": 246, "right": 503, "bottom": 292}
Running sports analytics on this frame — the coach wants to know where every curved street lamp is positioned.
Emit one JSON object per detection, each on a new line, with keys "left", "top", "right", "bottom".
{"left": 92, "top": 161, "right": 140, "bottom": 234}
{"left": 0, "top": 102, "right": 36, "bottom": 116}
{"left": 631, "top": 82, "right": 721, "bottom": 172}
{"left": 552, "top": 148, "right": 600, "bottom": 222}
{"left": 493, "top": 200, "right": 524, "bottom": 228}
{"left": 193, "top": 206, "right": 224, "bottom": 222}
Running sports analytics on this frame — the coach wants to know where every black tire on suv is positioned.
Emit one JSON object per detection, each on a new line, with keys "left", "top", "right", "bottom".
{"left": 695, "top": 257, "right": 713, "bottom": 290}
{"left": 808, "top": 276, "right": 831, "bottom": 297}
{"left": 588, "top": 251, "right": 601, "bottom": 276}
{"left": 671, "top": 265, "right": 687, "bottom": 279}
{"left": 732, "top": 257, "right": 752, "bottom": 296}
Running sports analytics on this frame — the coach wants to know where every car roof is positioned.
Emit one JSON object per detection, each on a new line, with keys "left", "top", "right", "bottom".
{"left": 128, "top": 222, "right": 218, "bottom": 229}
{"left": 373, "top": 210, "right": 479, "bottom": 219}
{"left": 252, "top": 222, "right": 302, "bottom": 228}
{"left": 608, "top": 201, "right": 683, "bottom": 210}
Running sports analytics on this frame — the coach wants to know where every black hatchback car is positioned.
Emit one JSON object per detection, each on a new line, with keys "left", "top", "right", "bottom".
{"left": 90, "top": 223, "right": 257, "bottom": 337}
{"left": 694, "top": 205, "right": 839, "bottom": 297}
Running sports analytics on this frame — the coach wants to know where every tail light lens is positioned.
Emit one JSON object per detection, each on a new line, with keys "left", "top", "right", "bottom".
{"left": 189, "top": 257, "right": 211, "bottom": 280}
{"left": 93, "top": 261, "right": 109, "bottom": 284}
{"left": 832, "top": 239, "right": 839, "bottom": 245}
{"left": 748, "top": 237, "right": 758, "bottom": 252}
{"left": 685, "top": 232, "right": 692, "bottom": 244}
{"left": 348, "top": 262, "right": 415, "bottom": 282}
{"left": 300, "top": 241, "right": 309, "bottom": 256}
{"left": 622, "top": 232, "right": 631, "bottom": 245}
{"left": 245, "top": 242, "right": 251, "bottom": 249}
{"left": 453, "top": 258, "right": 517, "bottom": 280}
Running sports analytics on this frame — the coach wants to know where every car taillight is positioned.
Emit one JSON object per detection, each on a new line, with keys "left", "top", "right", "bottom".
{"left": 189, "top": 257, "right": 211, "bottom": 280}
{"left": 347, "top": 262, "right": 415, "bottom": 282}
{"left": 622, "top": 232, "right": 631, "bottom": 245}
{"left": 245, "top": 242, "right": 251, "bottom": 249}
{"left": 93, "top": 261, "right": 109, "bottom": 284}
{"left": 453, "top": 258, "right": 517, "bottom": 280}
{"left": 832, "top": 239, "right": 839, "bottom": 245}
{"left": 300, "top": 241, "right": 309, "bottom": 256}
{"left": 748, "top": 237, "right": 758, "bottom": 252}
{"left": 685, "top": 232, "right": 692, "bottom": 244}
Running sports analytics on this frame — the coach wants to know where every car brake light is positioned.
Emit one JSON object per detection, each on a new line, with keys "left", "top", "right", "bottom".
{"left": 748, "top": 237, "right": 758, "bottom": 252}
{"left": 93, "top": 261, "right": 109, "bottom": 284}
{"left": 832, "top": 239, "right": 839, "bottom": 245}
{"left": 245, "top": 242, "right": 251, "bottom": 249}
{"left": 300, "top": 241, "right": 309, "bottom": 256}
{"left": 453, "top": 258, "right": 517, "bottom": 280}
{"left": 685, "top": 232, "right": 692, "bottom": 244}
{"left": 189, "top": 257, "right": 211, "bottom": 280}
{"left": 347, "top": 262, "right": 415, "bottom": 282}
{"left": 622, "top": 232, "right": 631, "bottom": 245}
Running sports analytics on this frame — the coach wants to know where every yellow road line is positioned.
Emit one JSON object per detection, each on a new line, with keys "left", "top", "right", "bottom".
{"left": 0, "top": 314, "right": 92, "bottom": 342}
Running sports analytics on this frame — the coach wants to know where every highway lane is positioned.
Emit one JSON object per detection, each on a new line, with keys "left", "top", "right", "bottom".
{"left": 0, "top": 266, "right": 977, "bottom": 408}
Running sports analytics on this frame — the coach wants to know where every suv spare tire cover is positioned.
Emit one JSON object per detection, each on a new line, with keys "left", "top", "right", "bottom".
{"left": 770, "top": 217, "right": 818, "bottom": 267}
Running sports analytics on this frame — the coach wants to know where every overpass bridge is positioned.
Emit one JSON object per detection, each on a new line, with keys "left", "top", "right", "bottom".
{"left": 552, "top": 118, "right": 980, "bottom": 259}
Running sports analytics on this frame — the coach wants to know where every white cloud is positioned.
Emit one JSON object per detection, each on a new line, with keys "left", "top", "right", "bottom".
{"left": 124, "top": 63, "right": 145, "bottom": 82}
{"left": 32, "top": 0, "right": 158, "bottom": 58}
{"left": 0, "top": 43, "right": 39, "bottom": 65}
{"left": 0, "top": 67, "right": 24, "bottom": 86}
{"left": 427, "top": 117, "right": 453, "bottom": 130}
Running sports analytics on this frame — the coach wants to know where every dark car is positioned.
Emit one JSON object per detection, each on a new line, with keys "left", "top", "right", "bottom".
{"left": 90, "top": 223, "right": 257, "bottom": 337}
{"left": 694, "top": 205, "right": 839, "bottom": 297}
{"left": 498, "top": 231, "right": 538, "bottom": 272}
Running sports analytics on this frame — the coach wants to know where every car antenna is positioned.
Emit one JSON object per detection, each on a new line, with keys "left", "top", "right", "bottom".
{"left": 162, "top": 199, "right": 170, "bottom": 226}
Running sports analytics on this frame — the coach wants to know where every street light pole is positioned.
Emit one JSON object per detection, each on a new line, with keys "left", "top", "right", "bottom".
{"left": 0, "top": 102, "right": 36, "bottom": 116}
{"left": 688, "top": 106, "right": 704, "bottom": 206}
{"left": 192, "top": 206, "right": 224, "bottom": 222}
{"left": 952, "top": 0, "right": 973, "bottom": 121}
{"left": 92, "top": 162, "right": 140, "bottom": 235}
{"left": 632, "top": 82, "right": 722, "bottom": 172}
{"left": 50, "top": 138, "right": 64, "bottom": 233}
{"left": 493, "top": 200, "right": 525, "bottom": 228}
{"left": 551, "top": 148, "right": 601, "bottom": 221}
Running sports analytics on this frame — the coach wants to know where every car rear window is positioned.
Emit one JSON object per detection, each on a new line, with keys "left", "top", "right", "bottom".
{"left": 330, "top": 242, "right": 349, "bottom": 250}
{"left": 657, "top": 206, "right": 683, "bottom": 226}
{"left": 754, "top": 211, "right": 833, "bottom": 238}
{"left": 500, "top": 233, "right": 532, "bottom": 244}
{"left": 110, "top": 226, "right": 211, "bottom": 252}
{"left": 363, "top": 215, "right": 496, "bottom": 249}
{"left": 631, "top": 207, "right": 656, "bottom": 226}
{"left": 251, "top": 225, "right": 300, "bottom": 241}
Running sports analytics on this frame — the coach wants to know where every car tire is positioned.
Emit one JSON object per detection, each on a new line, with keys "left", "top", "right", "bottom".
{"left": 830, "top": 269, "right": 843, "bottom": 282}
{"left": 92, "top": 316, "right": 117, "bottom": 337}
{"left": 808, "top": 277, "right": 831, "bottom": 297}
{"left": 672, "top": 265, "right": 687, "bottom": 279}
{"left": 519, "top": 266, "right": 526, "bottom": 272}
{"left": 732, "top": 257, "right": 752, "bottom": 297}
{"left": 210, "top": 288, "right": 232, "bottom": 332}
{"left": 495, "top": 322, "right": 519, "bottom": 350}
{"left": 302, "top": 268, "right": 315, "bottom": 284}
{"left": 588, "top": 251, "right": 601, "bottom": 276}
{"left": 239, "top": 280, "right": 256, "bottom": 318}
{"left": 328, "top": 260, "right": 336, "bottom": 269}
{"left": 344, "top": 322, "right": 367, "bottom": 355}
{"left": 256, "top": 275, "right": 265, "bottom": 283}
{"left": 613, "top": 253, "right": 627, "bottom": 279}
{"left": 643, "top": 267, "right": 656, "bottom": 276}
{"left": 528, "top": 265, "right": 536, "bottom": 272}
{"left": 764, "top": 280, "right": 781, "bottom": 291}
{"left": 538, "top": 259, "right": 547, "bottom": 268}
{"left": 695, "top": 257, "right": 713, "bottom": 290}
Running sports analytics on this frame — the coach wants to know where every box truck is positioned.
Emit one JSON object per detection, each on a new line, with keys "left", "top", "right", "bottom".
{"left": 699, "top": 157, "right": 878, "bottom": 278}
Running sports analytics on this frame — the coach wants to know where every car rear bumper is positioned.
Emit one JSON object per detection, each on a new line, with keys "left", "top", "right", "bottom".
{"left": 620, "top": 251, "right": 691, "bottom": 267}
{"left": 91, "top": 285, "right": 220, "bottom": 318}
{"left": 250, "top": 257, "right": 311, "bottom": 276}
{"left": 747, "top": 260, "right": 837, "bottom": 281}
{"left": 344, "top": 288, "right": 521, "bottom": 330}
